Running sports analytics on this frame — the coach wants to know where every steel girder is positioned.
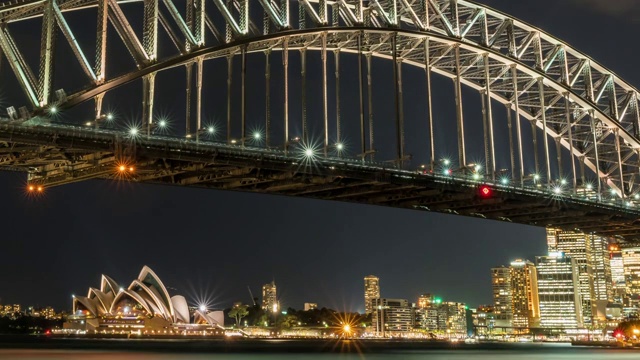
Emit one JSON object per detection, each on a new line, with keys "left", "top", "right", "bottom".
{"left": 1, "top": 0, "right": 640, "bottom": 236}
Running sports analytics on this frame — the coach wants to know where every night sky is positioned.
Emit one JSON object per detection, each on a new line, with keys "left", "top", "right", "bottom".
{"left": 0, "top": 0, "right": 638, "bottom": 313}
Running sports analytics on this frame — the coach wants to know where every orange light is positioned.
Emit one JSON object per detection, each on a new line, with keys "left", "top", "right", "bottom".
{"left": 28, "top": 185, "right": 34, "bottom": 191}
{"left": 119, "top": 165, "right": 126, "bottom": 172}
{"left": 129, "top": 167, "right": 134, "bottom": 172}
{"left": 37, "top": 186, "right": 43, "bottom": 192}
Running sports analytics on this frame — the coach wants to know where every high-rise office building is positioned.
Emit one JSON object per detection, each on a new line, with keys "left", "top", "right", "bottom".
{"left": 491, "top": 266, "right": 512, "bottom": 327}
{"left": 622, "top": 246, "right": 640, "bottom": 306}
{"left": 610, "top": 244, "right": 626, "bottom": 303}
{"left": 261, "top": 281, "right": 278, "bottom": 312}
{"left": 546, "top": 228, "right": 612, "bottom": 324}
{"left": 509, "top": 259, "right": 539, "bottom": 330}
{"left": 371, "top": 298, "right": 413, "bottom": 333}
{"left": 364, "top": 275, "right": 380, "bottom": 314}
{"left": 536, "top": 253, "right": 582, "bottom": 329}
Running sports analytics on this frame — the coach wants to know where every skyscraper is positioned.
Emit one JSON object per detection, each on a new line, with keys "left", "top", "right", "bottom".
{"left": 610, "top": 244, "right": 626, "bottom": 303}
{"left": 261, "top": 281, "right": 277, "bottom": 312}
{"left": 546, "top": 228, "right": 612, "bottom": 324}
{"left": 509, "top": 259, "right": 539, "bottom": 330}
{"left": 491, "top": 266, "right": 512, "bottom": 327}
{"left": 371, "top": 298, "right": 413, "bottom": 333}
{"left": 622, "top": 246, "right": 640, "bottom": 306}
{"left": 536, "top": 253, "right": 582, "bottom": 329}
{"left": 364, "top": 275, "right": 380, "bottom": 314}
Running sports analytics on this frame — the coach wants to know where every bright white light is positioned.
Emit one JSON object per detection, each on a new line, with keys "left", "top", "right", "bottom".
{"left": 553, "top": 187, "right": 562, "bottom": 194}
{"left": 304, "top": 148, "right": 314, "bottom": 157}
{"left": 443, "top": 169, "right": 451, "bottom": 175}
{"left": 208, "top": 127, "right": 215, "bottom": 134}
{"left": 443, "top": 159, "right": 451, "bottom": 166}
{"left": 586, "top": 184, "right": 593, "bottom": 190}
{"left": 610, "top": 188, "right": 617, "bottom": 195}
{"left": 85, "top": 122, "right": 92, "bottom": 126}
{"left": 473, "top": 173, "right": 480, "bottom": 180}
{"left": 533, "top": 174, "right": 540, "bottom": 180}
{"left": 635, "top": 194, "right": 640, "bottom": 200}
{"left": 253, "top": 132, "right": 261, "bottom": 139}
{"left": 501, "top": 178, "right": 509, "bottom": 185}
{"left": 106, "top": 114, "right": 114, "bottom": 120}
{"left": 129, "top": 127, "right": 139, "bottom": 136}
{"left": 159, "top": 120, "right": 167, "bottom": 127}
{"left": 119, "top": 287, "right": 124, "bottom": 292}
{"left": 336, "top": 143, "right": 344, "bottom": 151}
{"left": 50, "top": 107, "right": 57, "bottom": 114}
{"left": 199, "top": 304, "right": 207, "bottom": 312}
{"left": 561, "top": 179, "right": 567, "bottom": 185}
{"left": 474, "top": 164, "right": 481, "bottom": 172}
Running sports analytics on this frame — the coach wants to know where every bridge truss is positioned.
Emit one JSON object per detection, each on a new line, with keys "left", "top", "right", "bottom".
{"left": 1, "top": 0, "right": 640, "bottom": 239}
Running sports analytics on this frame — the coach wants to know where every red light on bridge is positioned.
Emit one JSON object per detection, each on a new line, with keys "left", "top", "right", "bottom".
{"left": 479, "top": 185, "right": 492, "bottom": 198}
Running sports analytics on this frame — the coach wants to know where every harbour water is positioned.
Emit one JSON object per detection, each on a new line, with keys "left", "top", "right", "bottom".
{"left": 0, "top": 339, "right": 638, "bottom": 359}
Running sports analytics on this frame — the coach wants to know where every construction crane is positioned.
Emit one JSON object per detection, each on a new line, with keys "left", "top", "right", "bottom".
{"left": 248, "top": 286, "right": 257, "bottom": 306}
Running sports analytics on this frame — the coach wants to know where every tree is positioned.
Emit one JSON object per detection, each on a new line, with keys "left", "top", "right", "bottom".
{"left": 228, "top": 303, "right": 250, "bottom": 327}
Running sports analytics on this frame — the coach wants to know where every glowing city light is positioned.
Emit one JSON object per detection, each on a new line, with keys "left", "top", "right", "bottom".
{"left": 304, "top": 148, "right": 314, "bottom": 157}
{"left": 253, "top": 132, "right": 261, "bottom": 140}
{"left": 635, "top": 194, "right": 640, "bottom": 200}
{"left": 473, "top": 173, "right": 480, "bottom": 180}
{"left": 343, "top": 324, "right": 351, "bottom": 333}
{"left": 119, "top": 165, "right": 126, "bottom": 172}
{"left": 474, "top": 164, "right": 482, "bottom": 172}
{"left": 158, "top": 120, "right": 167, "bottom": 128}
{"left": 533, "top": 174, "right": 540, "bottom": 181}
{"left": 129, "top": 127, "right": 139, "bottom": 136}
{"left": 611, "top": 188, "right": 617, "bottom": 195}
{"left": 443, "top": 169, "right": 451, "bottom": 175}
{"left": 106, "top": 113, "right": 114, "bottom": 120}
{"left": 208, "top": 127, "right": 215, "bottom": 134}
{"left": 37, "top": 186, "right": 43, "bottom": 192}
{"left": 199, "top": 304, "right": 207, "bottom": 312}
{"left": 479, "top": 185, "right": 492, "bottom": 198}
{"left": 560, "top": 179, "right": 567, "bottom": 185}
{"left": 443, "top": 159, "right": 451, "bottom": 166}
{"left": 586, "top": 184, "right": 593, "bottom": 190}
{"left": 336, "top": 143, "right": 344, "bottom": 151}
{"left": 50, "top": 106, "right": 57, "bottom": 114}
{"left": 553, "top": 186, "right": 562, "bottom": 194}
{"left": 500, "top": 178, "right": 509, "bottom": 185}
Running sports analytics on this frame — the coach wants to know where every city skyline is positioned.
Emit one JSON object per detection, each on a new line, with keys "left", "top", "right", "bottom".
{"left": 1, "top": 0, "right": 639, "bottom": 314}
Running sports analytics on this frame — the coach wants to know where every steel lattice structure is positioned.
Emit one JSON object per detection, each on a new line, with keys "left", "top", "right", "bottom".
{"left": 1, "top": 0, "right": 640, "bottom": 239}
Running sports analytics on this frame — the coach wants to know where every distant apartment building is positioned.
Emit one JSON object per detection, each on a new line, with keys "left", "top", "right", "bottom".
{"left": 609, "top": 243, "right": 626, "bottom": 303}
{"left": 509, "top": 259, "right": 539, "bottom": 330}
{"left": 364, "top": 275, "right": 380, "bottom": 315}
{"left": 371, "top": 298, "right": 413, "bottom": 333}
{"left": 491, "top": 266, "right": 512, "bottom": 327}
{"left": 261, "top": 281, "right": 278, "bottom": 312}
{"left": 304, "top": 303, "right": 317, "bottom": 311}
{"left": 536, "top": 253, "right": 582, "bottom": 329}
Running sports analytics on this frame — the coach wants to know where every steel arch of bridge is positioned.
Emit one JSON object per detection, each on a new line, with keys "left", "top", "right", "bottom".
{"left": 2, "top": 0, "right": 640, "bottom": 237}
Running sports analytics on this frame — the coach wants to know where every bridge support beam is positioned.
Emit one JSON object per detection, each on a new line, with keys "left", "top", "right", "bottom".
{"left": 483, "top": 53, "right": 495, "bottom": 181}
{"left": 94, "top": 93, "right": 104, "bottom": 125}
{"left": 226, "top": 54, "right": 233, "bottom": 143}
{"left": 538, "top": 77, "right": 551, "bottom": 187}
{"left": 366, "top": 53, "right": 374, "bottom": 161}
{"left": 358, "top": 32, "right": 366, "bottom": 162}
{"left": 506, "top": 104, "right": 515, "bottom": 181}
{"left": 283, "top": 37, "right": 289, "bottom": 154}
{"left": 425, "top": 38, "right": 434, "bottom": 172}
{"left": 142, "top": 72, "right": 156, "bottom": 137}
{"left": 564, "top": 94, "right": 577, "bottom": 192}
{"left": 322, "top": 32, "right": 328, "bottom": 156}
{"left": 392, "top": 33, "right": 405, "bottom": 168}
{"left": 195, "top": 57, "right": 203, "bottom": 141}
{"left": 453, "top": 45, "right": 466, "bottom": 169}
{"left": 265, "top": 49, "right": 271, "bottom": 147}
{"left": 300, "top": 48, "right": 308, "bottom": 143}
{"left": 590, "top": 110, "right": 602, "bottom": 201}
{"left": 241, "top": 46, "right": 246, "bottom": 147}
{"left": 615, "top": 128, "right": 625, "bottom": 200}
{"left": 511, "top": 65, "right": 524, "bottom": 187}
{"left": 335, "top": 50, "right": 341, "bottom": 150}
{"left": 185, "top": 62, "right": 193, "bottom": 136}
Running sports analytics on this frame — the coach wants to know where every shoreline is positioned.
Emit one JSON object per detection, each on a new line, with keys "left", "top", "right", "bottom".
{"left": 0, "top": 336, "right": 634, "bottom": 353}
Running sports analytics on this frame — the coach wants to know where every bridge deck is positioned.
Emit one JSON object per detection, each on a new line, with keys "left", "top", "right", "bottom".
{"left": 1, "top": 121, "right": 639, "bottom": 241}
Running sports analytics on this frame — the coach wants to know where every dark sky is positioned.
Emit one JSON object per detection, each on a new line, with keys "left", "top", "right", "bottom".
{"left": 0, "top": 0, "right": 638, "bottom": 313}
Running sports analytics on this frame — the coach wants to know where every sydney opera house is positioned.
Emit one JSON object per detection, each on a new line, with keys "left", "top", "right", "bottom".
{"left": 64, "top": 266, "right": 224, "bottom": 336}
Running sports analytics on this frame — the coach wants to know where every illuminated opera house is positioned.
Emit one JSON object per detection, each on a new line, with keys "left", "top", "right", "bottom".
{"left": 64, "top": 266, "right": 224, "bottom": 336}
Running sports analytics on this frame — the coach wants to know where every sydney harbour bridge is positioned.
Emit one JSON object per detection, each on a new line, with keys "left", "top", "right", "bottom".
{"left": 0, "top": 0, "right": 640, "bottom": 239}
